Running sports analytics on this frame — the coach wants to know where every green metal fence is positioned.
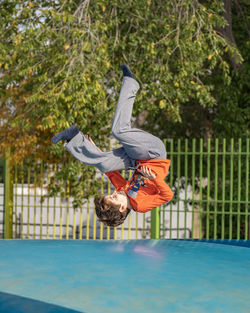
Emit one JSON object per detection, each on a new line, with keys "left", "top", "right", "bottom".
{"left": 0, "top": 138, "right": 249, "bottom": 240}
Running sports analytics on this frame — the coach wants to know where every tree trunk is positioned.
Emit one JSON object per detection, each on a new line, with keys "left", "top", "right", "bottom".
{"left": 216, "top": 0, "right": 242, "bottom": 71}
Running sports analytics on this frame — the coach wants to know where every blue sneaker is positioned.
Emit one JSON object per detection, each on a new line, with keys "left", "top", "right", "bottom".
{"left": 51, "top": 125, "right": 79, "bottom": 144}
{"left": 121, "top": 64, "right": 134, "bottom": 78}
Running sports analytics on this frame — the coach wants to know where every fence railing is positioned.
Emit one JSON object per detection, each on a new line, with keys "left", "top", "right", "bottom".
{"left": 0, "top": 138, "right": 249, "bottom": 240}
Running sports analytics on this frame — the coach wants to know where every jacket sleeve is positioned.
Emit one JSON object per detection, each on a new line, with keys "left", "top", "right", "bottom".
{"left": 135, "top": 178, "right": 173, "bottom": 213}
{"left": 105, "top": 171, "right": 127, "bottom": 190}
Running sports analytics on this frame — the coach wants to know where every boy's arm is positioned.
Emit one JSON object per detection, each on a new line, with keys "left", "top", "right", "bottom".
{"left": 135, "top": 166, "right": 173, "bottom": 213}
{"left": 152, "top": 177, "right": 174, "bottom": 202}
{"left": 105, "top": 171, "right": 127, "bottom": 190}
{"left": 135, "top": 179, "right": 173, "bottom": 213}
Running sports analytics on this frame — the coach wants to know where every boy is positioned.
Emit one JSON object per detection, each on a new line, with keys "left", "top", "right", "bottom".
{"left": 52, "top": 65, "right": 173, "bottom": 227}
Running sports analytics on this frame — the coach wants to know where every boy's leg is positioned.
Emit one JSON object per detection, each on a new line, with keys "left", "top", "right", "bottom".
{"left": 64, "top": 132, "right": 134, "bottom": 172}
{"left": 112, "top": 76, "right": 166, "bottom": 161}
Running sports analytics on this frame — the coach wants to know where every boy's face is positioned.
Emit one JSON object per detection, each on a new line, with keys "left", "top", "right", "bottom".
{"left": 104, "top": 191, "right": 128, "bottom": 213}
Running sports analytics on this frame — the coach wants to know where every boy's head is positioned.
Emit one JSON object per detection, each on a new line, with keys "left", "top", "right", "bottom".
{"left": 94, "top": 191, "right": 131, "bottom": 227}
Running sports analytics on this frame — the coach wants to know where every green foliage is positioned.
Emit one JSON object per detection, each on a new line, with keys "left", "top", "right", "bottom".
{"left": 212, "top": 2, "right": 250, "bottom": 138}
{"left": 0, "top": 0, "right": 247, "bottom": 209}
{"left": 144, "top": 1, "right": 249, "bottom": 139}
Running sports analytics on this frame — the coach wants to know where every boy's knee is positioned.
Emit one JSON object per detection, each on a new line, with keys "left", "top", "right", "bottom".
{"left": 111, "top": 127, "right": 120, "bottom": 140}
{"left": 111, "top": 126, "right": 127, "bottom": 141}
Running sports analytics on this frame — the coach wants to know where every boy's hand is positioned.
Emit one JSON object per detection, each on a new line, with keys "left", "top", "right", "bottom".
{"left": 85, "top": 135, "right": 95, "bottom": 145}
{"left": 85, "top": 135, "right": 102, "bottom": 152}
{"left": 138, "top": 166, "right": 156, "bottom": 180}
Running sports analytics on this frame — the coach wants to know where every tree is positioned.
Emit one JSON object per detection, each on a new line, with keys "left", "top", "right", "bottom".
{"left": 0, "top": 0, "right": 243, "bottom": 208}
{"left": 143, "top": 0, "right": 249, "bottom": 139}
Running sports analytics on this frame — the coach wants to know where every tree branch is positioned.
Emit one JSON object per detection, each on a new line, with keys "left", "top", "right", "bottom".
{"left": 216, "top": 0, "right": 242, "bottom": 71}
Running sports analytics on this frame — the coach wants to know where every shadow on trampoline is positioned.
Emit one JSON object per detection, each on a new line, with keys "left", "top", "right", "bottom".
{"left": 0, "top": 291, "right": 83, "bottom": 313}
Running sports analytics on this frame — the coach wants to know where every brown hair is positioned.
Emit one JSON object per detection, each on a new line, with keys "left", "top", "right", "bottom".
{"left": 94, "top": 196, "right": 131, "bottom": 227}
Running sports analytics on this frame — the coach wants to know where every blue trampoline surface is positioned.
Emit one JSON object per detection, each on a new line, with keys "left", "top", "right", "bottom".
{"left": 0, "top": 240, "right": 250, "bottom": 313}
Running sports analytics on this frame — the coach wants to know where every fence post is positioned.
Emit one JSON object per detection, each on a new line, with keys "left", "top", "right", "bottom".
{"left": 151, "top": 207, "right": 160, "bottom": 239}
{"left": 4, "top": 152, "right": 13, "bottom": 239}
